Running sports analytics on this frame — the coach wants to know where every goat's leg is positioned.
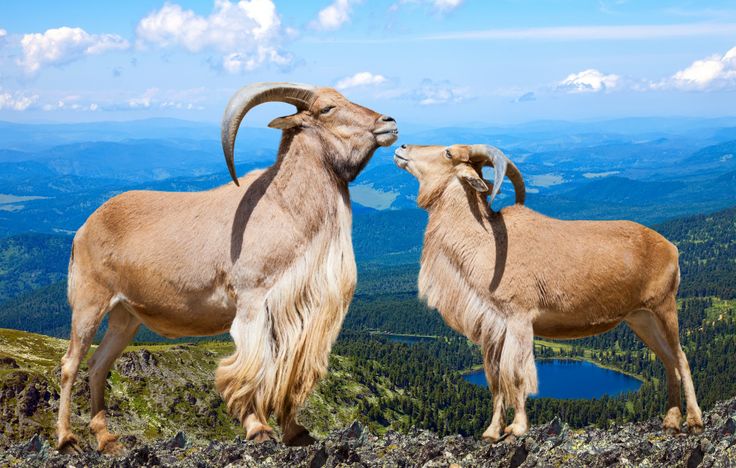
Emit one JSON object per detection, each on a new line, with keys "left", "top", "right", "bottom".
{"left": 277, "top": 376, "right": 315, "bottom": 445}
{"left": 281, "top": 415, "right": 315, "bottom": 446}
{"left": 481, "top": 340, "right": 506, "bottom": 441}
{"left": 57, "top": 282, "right": 110, "bottom": 454}
{"left": 275, "top": 350, "right": 319, "bottom": 446}
{"left": 482, "top": 376, "right": 506, "bottom": 441}
{"left": 626, "top": 309, "right": 683, "bottom": 432}
{"left": 215, "top": 303, "right": 275, "bottom": 443}
{"left": 243, "top": 413, "right": 274, "bottom": 442}
{"left": 88, "top": 305, "right": 140, "bottom": 454}
{"left": 656, "top": 298, "right": 703, "bottom": 433}
{"left": 500, "top": 320, "right": 536, "bottom": 438}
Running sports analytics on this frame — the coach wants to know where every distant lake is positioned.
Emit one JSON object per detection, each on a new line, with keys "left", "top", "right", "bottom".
{"left": 463, "top": 359, "right": 642, "bottom": 399}
{"left": 384, "top": 334, "right": 436, "bottom": 344}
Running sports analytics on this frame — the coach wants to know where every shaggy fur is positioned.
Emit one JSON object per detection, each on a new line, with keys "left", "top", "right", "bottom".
{"left": 394, "top": 144, "right": 703, "bottom": 441}
{"left": 56, "top": 84, "right": 397, "bottom": 454}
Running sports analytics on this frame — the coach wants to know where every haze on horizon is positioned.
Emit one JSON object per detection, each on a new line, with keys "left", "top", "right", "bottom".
{"left": 1, "top": 0, "right": 735, "bottom": 126}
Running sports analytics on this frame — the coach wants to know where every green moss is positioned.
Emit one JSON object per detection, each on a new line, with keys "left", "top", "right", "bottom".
{"left": 0, "top": 328, "right": 412, "bottom": 446}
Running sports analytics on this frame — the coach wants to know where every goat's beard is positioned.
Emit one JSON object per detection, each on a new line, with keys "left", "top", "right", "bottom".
{"left": 328, "top": 144, "right": 377, "bottom": 182}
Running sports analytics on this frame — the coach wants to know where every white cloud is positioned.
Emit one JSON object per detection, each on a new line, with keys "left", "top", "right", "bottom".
{"left": 41, "top": 95, "right": 98, "bottom": 112}
{"left": 32, "top": 88, "right": 206, "bottom": 112}
{"left": 128, "top": 88, "right": 159, "bottom": 109}
{"left": 336, "top": 71, "right": 387, "bottom": 90}
{"left": 0, "top": 88, "right": 38, "bottom": 111}
{"left": 663, "top": 46, "right": 736, "bottom": 90}
{"left": 136, "top": 0, "right": 291, "bottom": 72}
{"left": 557, "top": 69, "right": 620, "bottom": 93}
{"left": 311, "top": 0, "right": 360, "bottom": 31}
{"left": 390, "top": 0, "right": 463, "bottom": 13}
{"left": 433, "top": 0, "right": 463, "bottom": 12}
{"left": 122, "top": 87, "right": 207, "bottom": 111}
{"left": 411, "top": 79, "right": 469, "bottom": 105}
{"left": 0, "top": 29, "right": 6, "bottom": 40}
{"left": 19, "top": 27, "right": 128, "bottom": 74}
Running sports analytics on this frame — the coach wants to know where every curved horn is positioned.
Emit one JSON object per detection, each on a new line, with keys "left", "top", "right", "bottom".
{"left": 470, "top": 144, "right": 526, "bottom": 207}
{"left": 221, "top": 82, "right": 317, "bottom": 186}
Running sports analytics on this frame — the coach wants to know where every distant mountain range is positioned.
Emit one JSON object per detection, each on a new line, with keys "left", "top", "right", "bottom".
{"left": 1, "top": 117, "right": 733, "bottom": 236}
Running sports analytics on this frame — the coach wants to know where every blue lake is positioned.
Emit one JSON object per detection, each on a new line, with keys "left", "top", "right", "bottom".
{"left": 463, "top": 359, "right": 642, "bottom": 399}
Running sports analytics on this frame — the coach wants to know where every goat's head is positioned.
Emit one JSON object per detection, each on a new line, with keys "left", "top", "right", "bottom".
{"left": 394, "top": 144, "right": 525, "bottom": 209}
{"left": 222, "top": 82, "right": 398, "bottom": 184}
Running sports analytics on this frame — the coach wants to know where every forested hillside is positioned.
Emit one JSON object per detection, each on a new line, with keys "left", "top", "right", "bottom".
{"left": 658, "top": 206, "right": 736, "bottom": 299}
{"left": 0, "top": 234, "right": 71, "bottom": 304}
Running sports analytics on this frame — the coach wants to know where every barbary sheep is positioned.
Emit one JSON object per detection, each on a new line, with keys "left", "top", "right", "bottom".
{"left": 393, "top": 143, "right": 702, "bottom": 440}
{"left": 56, "top": 82, "right": 398, "bottom": 454}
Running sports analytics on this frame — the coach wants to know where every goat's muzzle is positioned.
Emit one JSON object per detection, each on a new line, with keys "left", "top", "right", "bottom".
{"left": 374, "top": 115, "right": 399, "bottom": 146}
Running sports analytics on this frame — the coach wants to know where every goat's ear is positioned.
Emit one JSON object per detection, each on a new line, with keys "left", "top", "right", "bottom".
{"left": 268, "top": 112, "right": 307, "bottom": 130}
{"left": 457, "top": 165, "right": 489, "bottom": 192}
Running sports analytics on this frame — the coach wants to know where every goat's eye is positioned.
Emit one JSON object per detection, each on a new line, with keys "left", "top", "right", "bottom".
{"left": 444, "top": 150, "right": 452, "bottom": 159}
{"left": 320, "top": 105, "right": 335, "bottom": 115}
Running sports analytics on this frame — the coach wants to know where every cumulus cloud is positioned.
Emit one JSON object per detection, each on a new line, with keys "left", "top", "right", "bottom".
{"left": 557, "top": 69, "right": 620, "bottom": 93}
{"left": 136, "top": 0, "right": 291, "bottom": 73}
{"left": 336, "top": 71, "right": 387, "bottom": 90}
{"left": 663, "top": 46, "right": 736, "bottom": 90}
{"left": 0, "top": 88, "right": 38, "bottom": 111}
{"left": 19, "top": 27, "right": 129, "bottom": 74}
{"left": 0, "top": 29, "right": 6, "bottom": 40}
{"left": 311, "top": 0, "right": 361, "bottom": 31}
{"left": 411, "top": 79, "right": 469, "bottom": 105}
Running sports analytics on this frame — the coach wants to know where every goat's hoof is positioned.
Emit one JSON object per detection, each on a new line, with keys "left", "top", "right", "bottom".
{"left": 58, "top": 434, "right": 83, "bottom": 455}
{"left": 99, "top": 437, "right": 125, "bottom": 456}
{"left": 482, "top": 426, "right": 504, "bottom": 443}
{"left": 662, "top": 419, "right": 681, "bottom": 434}
{"left": 687, "top": 420, "right": 704, "bottom": 435}
{"left": 504, "top": 423, "right": 527, "bottom": 437}
{"left": 284, "top": 430, "right": 316, "bottom": 446}
{"left": 662, "top": 423, "right": 681, "bottom": 434}
{"left": 249, "top": 429, "right": 274, "bottom": 443}
{"left": 662, "top": 407, "right": 682, "bottom": 433}
{"left": 688, "top": 425, "right": 704, "bottom": 435}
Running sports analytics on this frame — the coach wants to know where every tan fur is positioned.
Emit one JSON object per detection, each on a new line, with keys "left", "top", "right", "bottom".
{"left": 56, "top": 86, "right": 397, "bottom": 453}
{"left": 395, "top": 144, "right": 703, "bottom": 441}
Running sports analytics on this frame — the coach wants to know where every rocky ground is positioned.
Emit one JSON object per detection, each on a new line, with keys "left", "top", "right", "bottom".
{"left": 1, "top": 397, "right": 734, "bottom": 467}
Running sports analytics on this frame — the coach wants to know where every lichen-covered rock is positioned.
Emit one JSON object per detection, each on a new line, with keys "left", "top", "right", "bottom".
{"left": 2, "top": 397, "right": 735, "bottom": 467}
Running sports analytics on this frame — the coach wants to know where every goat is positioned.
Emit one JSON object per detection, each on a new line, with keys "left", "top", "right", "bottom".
{"left": 393, "top": 143, "right": 703, "bottom": 440}
{"left": 56, "top": 82, "right": 398, "bottom": 454}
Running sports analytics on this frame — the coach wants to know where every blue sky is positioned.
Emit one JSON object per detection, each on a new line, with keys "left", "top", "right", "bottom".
{"left": 1, "top": 0, "right": 735, "bottom": 125}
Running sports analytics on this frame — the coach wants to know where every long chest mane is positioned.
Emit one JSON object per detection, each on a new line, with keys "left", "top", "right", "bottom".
{"left": 418, "top": 225, "right": 498, "bottom": 342}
